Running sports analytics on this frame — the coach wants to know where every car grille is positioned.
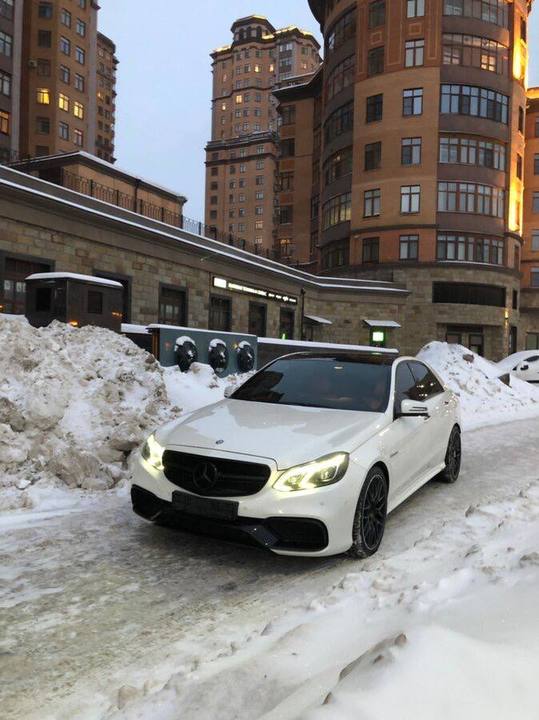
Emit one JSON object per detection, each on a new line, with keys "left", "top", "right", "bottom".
{"left": 162, "top": 450, "right": 271, "bottom": 497}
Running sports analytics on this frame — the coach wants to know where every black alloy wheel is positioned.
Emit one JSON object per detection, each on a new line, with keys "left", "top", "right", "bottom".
{"left": 438, "top": 426, "right": 462, "bottom": 484}
{"left": 347, "top": 467, "right": 388, "bottom": 559}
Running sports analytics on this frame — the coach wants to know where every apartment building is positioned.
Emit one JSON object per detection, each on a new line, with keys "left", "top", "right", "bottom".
{"left": 270, "top": 0, "right": 533, "bottom": 359}
{"left": 0, "top": 0, "right": 116, "bottom": 162}
{"left": 205, "top": 16, "right": 321, "bottom": 257}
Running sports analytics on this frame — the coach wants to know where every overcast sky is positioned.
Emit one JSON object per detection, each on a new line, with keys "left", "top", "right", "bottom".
{"left": 99, "top": 1, "right": 539, "bottom": 221}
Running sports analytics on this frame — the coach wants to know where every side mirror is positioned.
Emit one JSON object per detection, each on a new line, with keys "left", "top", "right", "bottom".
{"left": 397, "top": 398, "right": 429, "bottom": 418}
{"left": 223, "top": 385, "right": 235, "bottom": 399}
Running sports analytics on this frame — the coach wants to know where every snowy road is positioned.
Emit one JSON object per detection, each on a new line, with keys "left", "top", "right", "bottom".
{"left": 2, "top": 418, "right": 539, "bottom": 720}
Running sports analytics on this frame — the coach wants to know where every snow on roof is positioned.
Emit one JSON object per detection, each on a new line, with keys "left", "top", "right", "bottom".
{"left": 363, "top": 319, "right": 401, "bottom": 328}
{"left": 0, "top": 170, "right": 408, "bottom": 297}
{"left": 258, "top": 337, "right": 398, "bottom": 354}
{"left": 121, "top": 323, "right": 150, "bottom": 335}
{"left": 147, "top": 324, "right": 257, "bottom": 339}
{"left": 304, "top": 314, "right": 333, "bottom": 325}
{"left": 26, "top": 272, "right": 123, "bottom": 288}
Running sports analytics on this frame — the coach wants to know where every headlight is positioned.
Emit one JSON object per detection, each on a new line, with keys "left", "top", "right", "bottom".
{"left": 273, "top": 453, "right": 349, "bottom": 492}
{"left": 141, "top": 433, "right": 165, "bottom": 471}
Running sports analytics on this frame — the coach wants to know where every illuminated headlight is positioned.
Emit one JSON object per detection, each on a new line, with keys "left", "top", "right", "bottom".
{"left": 273, "top": 453, "right": 349, "bottom": 492}
{"left": 141, "top": 434, "right": 165, "bottom": 471}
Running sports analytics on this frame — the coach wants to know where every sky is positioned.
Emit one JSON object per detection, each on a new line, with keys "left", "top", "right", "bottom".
{"left": 99, "top": 1, "right": 539, "bottom": 222}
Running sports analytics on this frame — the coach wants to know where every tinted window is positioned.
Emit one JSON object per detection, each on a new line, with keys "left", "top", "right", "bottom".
{"left": 408, "top": 361, "right": 444, "bottom": 399}
{"left": 394, "top": 362, "right": 417, "bottom": 404}
{"left": 87, "top": 290, "right": 103, "bottom": 314}
{"left": 232, "top": 356, "right": 392, "bottom": 412}
{"left": 525, "top": 356, "right": 539, "bottom": 363}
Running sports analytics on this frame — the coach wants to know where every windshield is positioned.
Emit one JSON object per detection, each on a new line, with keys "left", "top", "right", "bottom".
{"left": 231, "top": 356, "right": 392, "bottom": 412}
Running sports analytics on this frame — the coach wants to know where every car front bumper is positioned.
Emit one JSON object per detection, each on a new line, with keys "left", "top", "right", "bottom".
{"left": 131, "top": 452, "right": 362, "bottom": 557}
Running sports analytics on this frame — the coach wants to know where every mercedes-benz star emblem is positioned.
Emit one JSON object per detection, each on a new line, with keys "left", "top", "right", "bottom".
{"left": 193, "top": 461, "right": 219, "bottom": 492}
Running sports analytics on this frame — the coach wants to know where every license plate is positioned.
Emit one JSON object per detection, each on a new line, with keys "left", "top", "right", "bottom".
{"left": 172, "top": 491, "right": 239, "bottom": 521}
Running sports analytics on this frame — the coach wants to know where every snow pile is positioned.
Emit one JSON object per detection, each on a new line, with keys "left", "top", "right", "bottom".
{"left": 417, "top": 341, "right": 539, "bottom": 430}
{"left": 0, "top": 316, "right": 237, "bottom": 512}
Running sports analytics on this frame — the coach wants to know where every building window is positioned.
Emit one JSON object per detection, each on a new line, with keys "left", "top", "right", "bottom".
{"left": 280, "top": 105, "right": 296, "bottom": 125}
{"left": 532, "top": 270, "right": 539, "bottom": 288}
{"left": 442, "top": 33, "right": 508, "bottom": 74}
{"left": 209, "top": 296, "right": 232, "bottom": 331}
{"left": 281, "top": 138, "right": 295, "bottom": 158}
{"left": 407, "top": 0, "right": 425, "bottom": 17}
{"left": 531, "top": 231, "right": 539, "bottom": 252}
{"left": 442, "top": 0, "right": 509, "bottom": 29}
{"left": 255, "top": 206, "right": 263, "bottom": 216}
{"left": 37, "top": 59, "right": 51, "bottom": 76}
{"left": 433, "top": 281, "right": 506, "bottom": 307}
{"left": 401, "top": 137, "right": 422, "bottom": 165}
{"left": 363, "top": 237, "right": 379, "bottom": 263}
{"left": 323, "top": 193, "right": 351, "bottom": 229}
{"left": 0, "top": 70, "right": 11, "bottom": 97}
{"left": 364, "top": 189, "right": 381, "bottom": 217}
{"left": 326, "top": 55, "right": 355, "bottom": 100}
{"left": 1, "top": 257, "right": 51, "bottom": 314}
{"left": 75, "top": 73, "right": 85, "bottom": 92}
{"left": 364, "top": 141, "right": 382, "bottom": 170}
{"left": 280, "top": 171, "right": 294, "bottom": 191}
{"left": 401, "top": 185, "right": 421, "bottom": 213}
{"left": 60, "top": 36, "right": 71, "bottom": 55}
{"left": 0, "top": 109, "right": 9, "bottom": 135}
{"left": 526, "top": 333, "right": 539, "bottom": 350}
{"left": 324, "top": 148, "right": 353, "bottom": 185}
{"left": 440, "top": 84, "right": 509, "bottom": 123}
{"left": 280, "top": 205, "right": 293, "bottom": 224}
{"left": 87, "top": 290, "right": 103, "bottom": 315}
{"left": 36, "top": 116, "right": 50, "bottom": 134}
{"left": 75, "top": 46, "right": 85, "bottom": 64}
{"left": 59, "top": 93, "right": 69, "bottom": 112}
{"left": 367, "top": 47, "right": 384, "bottom": 76}
{"left": 327, "top": 8, "right": 356, "bottom": 54}
{"left": 74, "top": 101, "right": 84, "bottom": 119}
{"left": 400, "top": 235, "right": 419, "bottom": 260}
{"left": 368, "top": 0, "right": 385, "bottom": 28}
{"left": 366, "top": 94, "right": 383, "bottom": 122}
{"left": 159, "top": 286, "right": 187, "bottom": 326}
{"left": 0, "top": 30, "right": 12, "bottom": 57}
{"left": 324, "top": 101, "right": 354, "bottom": 142}
{"left": 533, "top": 192, "right": 539, "bottom": 213}
{"left": 60, "top": 8, "right": 72, "bottom": 26}
{"left": 403, "top": 88, "right": 423, "bottom": 115}
{"left": 59, "top": 121, "right": 69, "bottom": 140}
{"left": 38, "top": 2, "right": 53, "bottom": 18}
{"left": 279, "top": 237, "right": 294, "bottom": 258}
{"left": 279, "top": 308, "right": 295, "bottom": 340}
{"left": 36, "top": 88, "right": 50, "bottom": 104}
{"left": 437, "top": 234, "right": 503, "bottom": 264}
{"left": 321, "top": 240, "right": 349, "bottom": 269}
{"left": 405, "top": 39, "right": 424, "bottom": 67}
{"left": 438, "top": 182, "right": 504, "bottom": 217}
{"left": 517, "top": 153, "right": 523, "bottom": 180}
{"left": 439, "top": 136, "right": 505, "bottom": 170}
{"left": 38, "top": 30, "right": 52, "bottom": 48}
{"left": 76, "top": 19, "right": 86, "bottom": 37}
{"left": 74, "top": 128, "right": 83, "bottom": 146}
{"left": 60, "top": 65, "right": 70, "bottom": 84}
{"left": 519, "top": 106, "right": 525, "bottom": 133}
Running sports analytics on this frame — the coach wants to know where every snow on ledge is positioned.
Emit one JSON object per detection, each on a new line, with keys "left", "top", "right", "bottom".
{"left": 258, "top": 337, "right": 399, "bottom": 354}
{"left": 26, "top": 272, "right": 123, "bottom": 288}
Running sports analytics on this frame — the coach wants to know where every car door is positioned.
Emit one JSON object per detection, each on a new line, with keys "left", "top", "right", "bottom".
{"left": 407, "top": 360, "right": 450, "bottom": 471}
{"left": 383, "top": 361, "right": 434, "bottom": 505}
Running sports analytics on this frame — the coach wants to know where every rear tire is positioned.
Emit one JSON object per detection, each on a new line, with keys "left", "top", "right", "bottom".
{"left": 347, "top": 467, "right": 388, "bottom": 559}
{"left": 438, "top": 426, "right": 461, "bottom": 484}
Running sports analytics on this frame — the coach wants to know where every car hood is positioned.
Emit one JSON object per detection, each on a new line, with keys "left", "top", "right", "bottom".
{"left": 156, "top": 399, "right": 386, "bottom": 469}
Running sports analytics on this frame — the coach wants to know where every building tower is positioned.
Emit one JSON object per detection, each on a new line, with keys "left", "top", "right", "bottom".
{"left": 301, "top": 0, "right": 531, "bottom": 359}
{"left": 205, "top": 16, "right": 320, "bottom": 257}
{"left": 95, "top": 31, "right": 117, "bottom": 163}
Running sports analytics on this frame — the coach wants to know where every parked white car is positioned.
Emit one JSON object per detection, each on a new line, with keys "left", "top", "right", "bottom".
{"left": 497, "top": 350, "right": 539, "bottom": 384}
{"left": 132, "top": 351, "right": 461, "bottom": 558}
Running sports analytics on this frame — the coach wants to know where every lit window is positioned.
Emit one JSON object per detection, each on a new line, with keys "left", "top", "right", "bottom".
{"left": 59, "top": 93, "right": 69, "bottom": 112}
{"left": 73, "top": 101, "right": 84, "bottom": 119}
{"left": 36, "top": 88, "right": 50, "bottom": 104}
{"left": 0, "top": 109, "right": 9, "bottom": 134}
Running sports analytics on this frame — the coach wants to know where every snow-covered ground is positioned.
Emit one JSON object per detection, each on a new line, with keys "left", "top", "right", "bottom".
{"left": 2, "top": 320, "right": 539, "bottom": 720}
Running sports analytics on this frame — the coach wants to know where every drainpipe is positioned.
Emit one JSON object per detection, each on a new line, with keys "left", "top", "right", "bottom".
{"left": 300, "top": 288, "right": 306, "bottom": 340}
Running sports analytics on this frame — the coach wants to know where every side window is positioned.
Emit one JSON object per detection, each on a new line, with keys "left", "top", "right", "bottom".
{"left": 525, "top": 356, "right": 539, "bottom": 363}
{"left": 394, "top": 362, "right": 417, "bottom": 405}
{"left": 408, "top": 361, "right": 444, "bottom": 400}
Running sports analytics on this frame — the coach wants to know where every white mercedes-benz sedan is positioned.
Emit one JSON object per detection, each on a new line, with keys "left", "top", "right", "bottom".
{"left": 131, "top": 351, "right": 461, "bottom": 558}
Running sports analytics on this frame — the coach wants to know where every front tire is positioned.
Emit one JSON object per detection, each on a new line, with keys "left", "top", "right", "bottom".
{"left": 438, "top": 426, "right": 461, "bottom": 484}
{"left": 347, "top": 467, "right": 388, "bottom": 559}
